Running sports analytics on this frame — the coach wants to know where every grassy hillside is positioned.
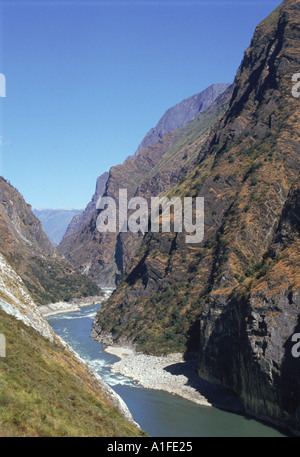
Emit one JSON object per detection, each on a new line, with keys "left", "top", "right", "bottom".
{"left": 0, "top": 309, "right": 145, "bottom": 437}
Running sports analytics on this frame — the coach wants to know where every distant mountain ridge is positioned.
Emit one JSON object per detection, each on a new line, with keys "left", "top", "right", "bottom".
{"left": 61, "top": 171, "right": 109, "bottom": 242}
{"left": 33, "top": 208, "right": 83, "bottom": 246}
{"left": 61, "top": 85, "right": 230, "bottom": 250}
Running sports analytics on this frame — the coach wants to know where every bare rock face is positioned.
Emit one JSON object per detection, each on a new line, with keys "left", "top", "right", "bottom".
{"left": 132, "top": 83, "right": 231, "bottom": 158}
{"left": 92, "top": 0, "right": 300, "bottom": 434}
{"left": 198, "top": 183, "right": 300, "bottom": 433}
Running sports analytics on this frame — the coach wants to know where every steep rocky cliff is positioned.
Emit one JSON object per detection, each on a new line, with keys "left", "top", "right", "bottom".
{"left": 92, "top": 0, "right": 300, "bottom": 433}
{"left": 133, "top": 83, "right": 230, "bottom": 158}
{"left": 58, "top": 85, "right": 232, "bottom": 287}
{"left": 0, "top": 177, "right": 100, "bottom": 305}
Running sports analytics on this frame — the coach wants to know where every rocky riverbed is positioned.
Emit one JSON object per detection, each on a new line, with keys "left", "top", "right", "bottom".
{"left": 39, "top": 291, "right": 113, "bottom": 317}
{"left": 105, "top": 346, "right": 242, "bottom": 411}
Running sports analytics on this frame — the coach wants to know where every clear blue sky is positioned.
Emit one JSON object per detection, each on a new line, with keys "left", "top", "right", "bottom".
{"left": 0, "top": 0, "right": 282, "bottom": 209}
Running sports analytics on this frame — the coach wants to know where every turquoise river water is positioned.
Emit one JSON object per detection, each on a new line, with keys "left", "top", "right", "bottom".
{"left": 47, "top": 303, "right": 288, "bottom": 437}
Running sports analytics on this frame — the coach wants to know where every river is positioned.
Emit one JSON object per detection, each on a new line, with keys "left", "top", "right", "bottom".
{"left": 46, "top": 303, "right": 287, "bottom": 437}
